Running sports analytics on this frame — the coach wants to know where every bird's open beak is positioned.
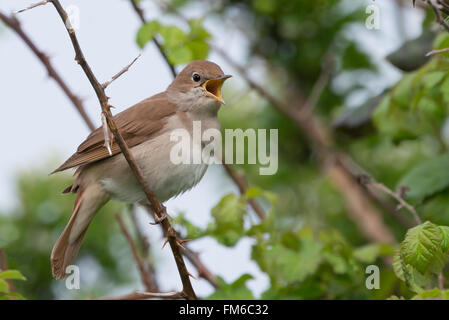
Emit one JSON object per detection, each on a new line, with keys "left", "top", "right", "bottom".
{"left": 202, "top": 74, "right": 232, "bottom": 104}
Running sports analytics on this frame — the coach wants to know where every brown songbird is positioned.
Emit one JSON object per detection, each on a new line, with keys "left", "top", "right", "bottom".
{"left": 51, "top": 60, "right": 231, "bottom": 279}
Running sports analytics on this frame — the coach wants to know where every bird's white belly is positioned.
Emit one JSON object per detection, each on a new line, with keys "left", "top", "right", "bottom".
{"left": 99, "top": 134, "right": 208, "bottom": 204}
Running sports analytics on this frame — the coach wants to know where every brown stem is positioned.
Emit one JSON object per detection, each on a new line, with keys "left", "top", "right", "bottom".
{"left": 47, "top": 0, "right": 196, "bottom": 299}
{"left": 4, "top": 6, "right": 219, "bottom": 296}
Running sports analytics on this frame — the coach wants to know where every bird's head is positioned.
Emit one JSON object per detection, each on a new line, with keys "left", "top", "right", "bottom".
{"left": 167, "top": 60, "right": 232, "bottom": 110}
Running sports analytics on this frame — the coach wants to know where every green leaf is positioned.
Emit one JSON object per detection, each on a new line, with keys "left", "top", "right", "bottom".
{"left": 256, "top": 240, "right": 323, "bottom": 284}
{"left": 397, "top": 154, "right": 449, "bottom": 204}
{"left": 136, "top": 21, "right": 160, "bottom": 48}
{"left": 438, "top": 225, "right": 449, "bottom": 252}
{"left": 186, "top": 41, "right": 210, "bottom": 60}
{"left": 400, "top": 222, "right": 446, "bottom": 275}
{"left": 412, "top": 288, "right": 449, "bottom": 300}
{"left": 392, "top": 249, "right": 405, "bottom": 282}
{"left": 245, "top": 186, "right": 262, "bottom": 199}
{"left": 207, "top": 194, "right": 246, "bottom": 246}
{"left": 159, "top": 25, "right": 187, "bottom": 48}
{"left": 174, "top": 213, "right": 205, "bottom": 239}
{"left": 6, "top": 292, "right": 25, "bottom": 300}
{"left": 0, "top": 270, "right": 26, "bottom": 281}
{"left": 421, "top": 71, "right": 446, "bottom": 89}
{"left": 0, "top": 279, "right": 9, "bottom": 293}
{"left": 167, "top": 46, "right": 193, "bottom": 65}
{"left": 188, "top": 19, "right": 211, "bottom": 41}
{"left": 433, "top": 33, "right": 449, "bottom": 58}
{"left": 208, "top": 274, "right": 255, "bottom": 300}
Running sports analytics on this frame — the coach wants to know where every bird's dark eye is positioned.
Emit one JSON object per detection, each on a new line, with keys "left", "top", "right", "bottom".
{"left": 192, "top": 73, "right": 201, "bottom": 82}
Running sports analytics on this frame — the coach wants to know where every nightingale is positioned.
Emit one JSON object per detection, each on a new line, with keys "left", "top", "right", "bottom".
{"left": 50, "top": 60, "right": 231, "bottom": 279}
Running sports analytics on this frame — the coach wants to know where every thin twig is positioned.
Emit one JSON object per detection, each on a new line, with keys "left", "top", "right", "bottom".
{"left": 303, "top": 52, "right": 334, "bottom": 112}
{"left": 426, "top": 47, "right": 449, "bottom": 56}
{"left": 115, "top": 213, "right": 156, "bottom": 292}
{"left": 102, "top": 54, "right": 141, "bottom": 89}
{"left": 47, "top": 0, "right": 196, "bottom": 300}
{"left": 14, "top": 0, "right": 49, "bottom": 14}
{"left": 0, "top": 11, "right": 95, "bottom": 131}
{"left": 359, "top": 175, "right": 422, "bottom": 225}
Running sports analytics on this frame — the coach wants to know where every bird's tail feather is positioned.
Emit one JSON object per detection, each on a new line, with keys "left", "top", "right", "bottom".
{"left": 51, "top": 183, "right": 109, "bottom": 279}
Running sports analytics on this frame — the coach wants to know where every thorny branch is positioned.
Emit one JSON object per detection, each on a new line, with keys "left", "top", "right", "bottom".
{"left": 3, "top": 5, "right": 219, "bottom": 297}
{"left": 14, "top": 0, "right": 196, "bottom": 300}
{"left": 50, "top": 0, "right": 196, "bottom": 299}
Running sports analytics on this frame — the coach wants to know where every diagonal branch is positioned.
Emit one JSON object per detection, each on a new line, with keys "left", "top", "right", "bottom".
{"left": 102, "top": 54, "right": 141, "bottom": 89}
{"left": 45, "top": 0, "right": 196, "bottom": 300}
{"left": 4, "top": 6, "right": 218, "bottom": 295}
{"left": 14, "top": 0, "right": 49, "bottom": 14}
{"left": 359, "top": 175, "right": 422, "bottom": 225}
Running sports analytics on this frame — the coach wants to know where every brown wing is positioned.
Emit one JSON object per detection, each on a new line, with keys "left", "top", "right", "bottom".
{"left": 52, "top": 92, "right": 176, "bottom": 173}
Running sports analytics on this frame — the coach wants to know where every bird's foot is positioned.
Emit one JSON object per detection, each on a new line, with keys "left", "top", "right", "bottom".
{"left": 150, "top": 206, "right": 172, "bottom": 225}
